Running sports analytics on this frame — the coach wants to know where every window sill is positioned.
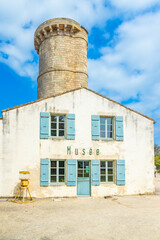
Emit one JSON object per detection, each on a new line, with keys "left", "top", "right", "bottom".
{"left": 100, "top": 182, "right": 115, "bottom": 185}
{"left": 49, "top": 137, "right": 65, "bottom": 140}
{"left": 50, "top": 183, "right": 66, "bottom": 186}
{"left": 100, "top": 138, "right": 114, "bottom": 141}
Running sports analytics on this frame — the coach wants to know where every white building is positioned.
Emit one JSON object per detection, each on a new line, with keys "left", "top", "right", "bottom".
{"left": 0, "top": 18, "right": 155, "bottom": 198}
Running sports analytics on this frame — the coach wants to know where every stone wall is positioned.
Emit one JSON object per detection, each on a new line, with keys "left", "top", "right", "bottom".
{"left": 34, "top": 18, "right": 88, "bottom": 99}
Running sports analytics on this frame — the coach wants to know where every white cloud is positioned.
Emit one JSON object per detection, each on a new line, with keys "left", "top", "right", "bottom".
{"left": 0, "top": 0, "right": 112, "bottom": 78}
{"left": 88, "top": 10, "right": 160, "bottom": 142}
{"left": 110, "top": 0, "right": 160, "bottom": 12}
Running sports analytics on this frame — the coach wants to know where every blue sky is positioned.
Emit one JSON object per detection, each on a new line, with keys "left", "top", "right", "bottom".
{"left": 0, "top": 0, "right": 160, "bottom": 144}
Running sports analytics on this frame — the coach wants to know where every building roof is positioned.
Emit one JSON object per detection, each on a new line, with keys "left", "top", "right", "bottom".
{"left": 1, "top": 87, "right": 154, "bottom": 121}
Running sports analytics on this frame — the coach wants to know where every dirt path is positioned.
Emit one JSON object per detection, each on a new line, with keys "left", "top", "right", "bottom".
{"left": 0, "top": 175, "right": 160, "bottom": 240}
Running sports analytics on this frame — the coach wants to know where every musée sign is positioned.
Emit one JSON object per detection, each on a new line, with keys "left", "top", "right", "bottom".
{"left": 67, "top": 146, "right": 100, "bottom": 155}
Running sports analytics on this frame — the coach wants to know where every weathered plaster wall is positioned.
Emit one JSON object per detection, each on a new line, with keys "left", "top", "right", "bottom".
{"left": 0, "top": 89, "right": 155, "bottom": 197}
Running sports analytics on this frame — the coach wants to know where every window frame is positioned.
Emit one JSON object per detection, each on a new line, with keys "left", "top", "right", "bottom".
{"left": 100, "top": 160, "right": 115, "bottom": 184}
{"left": 50, "top": 160, "right": 66, "bottom": 185}
{"left": 50, "top": 114, "right": 66, "bottom": 139}
{"left": 100, "top": 116, "right": 115, "bottom": 140}
{"left": 77, "top": 160, "right": 90, "bottom": 178}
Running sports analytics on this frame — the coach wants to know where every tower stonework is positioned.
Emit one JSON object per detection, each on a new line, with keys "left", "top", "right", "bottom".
{"left": 34, "top": 18, "right": 88, "bottom": 99}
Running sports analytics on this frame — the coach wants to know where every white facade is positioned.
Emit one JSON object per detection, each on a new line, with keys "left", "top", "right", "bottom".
{"left": 0, "top": 88, "right": 155, "bottom": 198}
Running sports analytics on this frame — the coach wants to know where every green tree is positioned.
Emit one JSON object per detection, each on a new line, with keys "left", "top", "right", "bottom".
{"left": 154, "top": 144, "right": 160, "bottom": 170}
{"left": 154, "top": 144, "right": 160, "bottom": 157}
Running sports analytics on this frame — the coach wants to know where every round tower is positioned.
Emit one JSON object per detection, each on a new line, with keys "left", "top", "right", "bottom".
{"left": 34, "top": 18, "right": 88, "bottom": 99}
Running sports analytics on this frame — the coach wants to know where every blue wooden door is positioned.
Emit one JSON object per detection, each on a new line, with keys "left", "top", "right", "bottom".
{"left": 77, "top": 161, "right": 91, "bottom": 196}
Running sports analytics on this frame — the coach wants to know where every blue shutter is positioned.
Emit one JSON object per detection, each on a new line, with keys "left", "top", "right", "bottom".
{"left": 116, "top": 160, "right": 125, "bottom": 185}
{"left": 91, "top": 115, "right": 100, "bottom": 140}
{"left": 67, "top": 159, "right": 77, "bottom": 186}
{"left": 67, "top": 114, "right": 75, "bottom": 140}
{"left": 92, "top": 159, "right": 100, "bottom": 186}
{"left": 115, "top": 116, "right": 124, "bottom": 141}
{"left": 40, "top": 159, "right": 49, "bottom": 186}
{"left": 40, "top": 112, "right": 49, "bottom": 139}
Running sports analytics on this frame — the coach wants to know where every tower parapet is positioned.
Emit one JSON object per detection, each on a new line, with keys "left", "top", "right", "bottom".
{"left": 34, "top": 18, "right": 88, "bottom": 99}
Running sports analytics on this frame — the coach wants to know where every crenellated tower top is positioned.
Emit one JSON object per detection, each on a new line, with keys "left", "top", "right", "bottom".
{"left": 34, "top": 18, "right": 88, "bottom": 54}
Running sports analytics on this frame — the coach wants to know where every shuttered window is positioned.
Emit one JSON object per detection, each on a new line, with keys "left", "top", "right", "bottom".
{"left": 100, "top": 161, "right": 114, "bottom": 184}
{"left": 50, "top": 160, "right": 65, "bottom": 184}
{"left": 51, "top": 115, "right": 65, "bottom": 138}
{"left": 91, "top": 115, "right": 124, "bottom": 141}
{"left": 100, "top": 117, "right": 114, "bottom": 140}
{"left": 40, "top": 112, "right": 75, "bottom": 140}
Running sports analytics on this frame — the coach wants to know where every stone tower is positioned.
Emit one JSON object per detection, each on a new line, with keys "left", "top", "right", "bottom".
{"left": 34, "top": 18, "right": 88, "bottom": 99}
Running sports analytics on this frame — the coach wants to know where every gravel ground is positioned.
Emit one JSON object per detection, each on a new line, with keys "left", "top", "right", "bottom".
{"left": 0, "top": 175, "right": 160, "bottom": 240}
